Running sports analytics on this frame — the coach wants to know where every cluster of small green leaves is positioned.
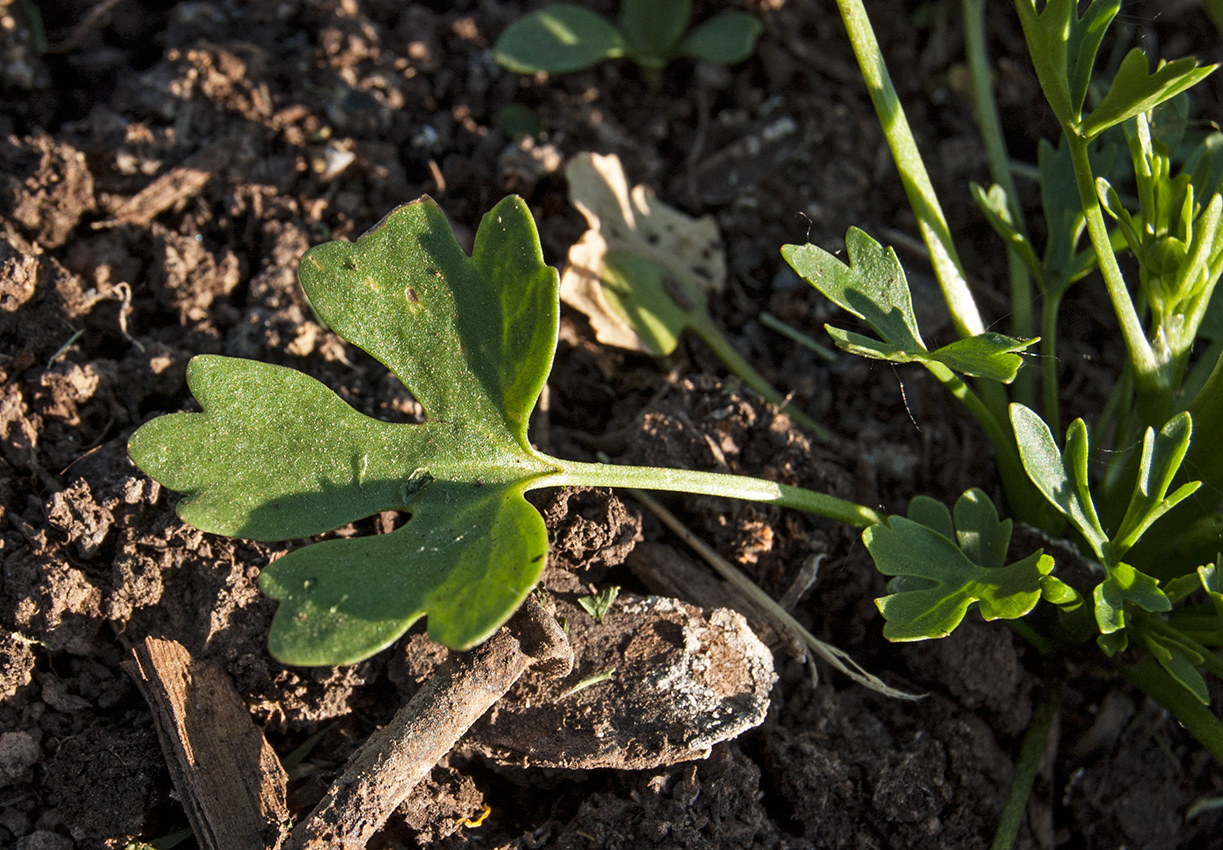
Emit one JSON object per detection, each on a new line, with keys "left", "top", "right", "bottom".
{"left": 493, "top": 0, "right": 761, "bottom": 76}
{"left": 773, "top": 0, "right": 1223, "bottom": 744}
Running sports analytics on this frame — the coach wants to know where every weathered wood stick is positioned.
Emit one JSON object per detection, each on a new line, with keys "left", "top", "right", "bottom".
{"left": 125, "top": 637, "right": 291, "bottom": 850}
{"left": 283, "top": 594, "right": 572, "bottom": 850}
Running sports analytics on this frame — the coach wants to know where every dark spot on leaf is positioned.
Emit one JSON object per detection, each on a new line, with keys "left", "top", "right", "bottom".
{"left": 664, "top": 276, "right": 696, "bottom": 311}
{"left": 531, "top": 553, "right": 544, "bottom": 563}
{"left": 400, "top": 468, "right": 435, "bottom": 504}
{"left": 406, "top": 286, "right": 418, "bottom": 303}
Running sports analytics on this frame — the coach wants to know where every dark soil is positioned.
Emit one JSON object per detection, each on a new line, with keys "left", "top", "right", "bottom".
{"left": 2, "top": 1, "right": 1223, "bottom": 848}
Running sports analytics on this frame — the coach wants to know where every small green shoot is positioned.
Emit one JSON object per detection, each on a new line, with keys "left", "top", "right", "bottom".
{"left": 577, "top": 585, "right": 621, "bottom": 623}
{"left": 560, "top": 668, "right": 616, "bottom": 699}
{"left": 561, "top": 152, "right": 831, "bottom": 438}
{"left": 493, "top": 0, "right": 761, "bottom": 77}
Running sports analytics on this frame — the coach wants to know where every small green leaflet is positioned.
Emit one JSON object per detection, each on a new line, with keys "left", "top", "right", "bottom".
{"left": 1141, "top": 628, "right": 1209, "bottom": 705}
{"left": 782, "top": 228, "right": 1037, "bottom": 383}
{"left": 494, "top": 5, "right": 627, "bottom": 75}
{"left": 1079, "top": 50, "right": 1216, "bottom": 141}
{"left": 1010, "top": 405, "right": 1109, "bottom": 559}
{"left": 866, "top": 489, "right": 1053, "bottom": 641}
{"left": 129, "top": 196, "right": 562, "bottom": 665}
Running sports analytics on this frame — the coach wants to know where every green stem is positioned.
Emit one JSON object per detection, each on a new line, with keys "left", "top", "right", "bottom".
{"left": 964, "top": 0, "right": 1034, "bottom": 347}
{"left": 990, "top": 683, "right": 1060, "bottom": 850}
{"left": 1186, "top": 347, "right": 1223, "bottom": 497}
{"left": 832, "top": 0, "right": 984, "bottom": 339}
{"left": 1065, "top": 133, "right": 1163, "bottom": 407}
{"left": 923, "top": 360, "right": 1055, "bottom": 528}
{"left": 688, "top": 310, "right": 834, "bottom": 442}
{"left": 759, "top": 311, "right": 838, "bottom": 363}
{"left": 1122, "top": 655, "right": 1223, "bottom": 765}
{"left": 542, "top": 457, "right": 884, "bottom": 528}
{"left": 1040, "top": 290, "right": 1063, "bottom": 437}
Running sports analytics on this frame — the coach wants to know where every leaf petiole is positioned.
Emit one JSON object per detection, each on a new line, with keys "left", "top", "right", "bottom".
{"left": 539, "top": 457, "right": 884, "bottom": 528}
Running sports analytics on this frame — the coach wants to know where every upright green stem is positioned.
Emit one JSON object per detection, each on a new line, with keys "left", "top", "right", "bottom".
{"left": 964, "top": 0, "right": 1035, "bottom": 351}
{"left": 1040, "top": 291, "right": 1064, "bottom": 437}
{"left": 542, "top": 458, "right": 884, "bottom": 528}
{"left": 832, "top": 0, "right": 984, "bottom": 340}
{"left": 990, "top": 683, "right": 1060, "bottom": 850}
{"left": 1065, "top": 133, "right": 1163, "bottom": 408}
{"left": 922, "top": 360, "right": 1056, "bottom": 528}
{"left": 687, "top": 310, "right": 834, "bottom": 442}
{"left": 1186, "top": 349, "right": 1223, "bottom": 497}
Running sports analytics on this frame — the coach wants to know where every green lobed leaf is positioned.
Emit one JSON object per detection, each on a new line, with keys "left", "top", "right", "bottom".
{"left": 867, "top": 515, "right": 1052, "bottom": 641}
{"left": 953, "top": 488, "right": 1012, "bottom": 569}
{"left": 1079, "top": 50, "right": 1217, "bottom": 141}
{"left": 261, "top": 480, "right": 548, "bottom": 664}
{"left": 1112, "top": 412, "right": 1199, "bottom": 559}
{"left": 1142, "top": 629, "right": 1209, "bottom": 704}
{"left": 130, "top": 196, "right": 563, "bottom": 664}
{"left": 1065, "top": 0, "right": 1121, "bottom": 118}
{"left": 783, "top": 227, "right": 925, "bottom": 353}
{"left": 1012, "top": 0, "right": 1075, "bottom": 126}
{"left": 1097, "top": 629, "right": 1128, "bottom": 656}
{"left": 1199, "top": 562, "right": 1223, "bottom": 626}
{"left": 620, "top": 0, "right": 690, "bottom": 63}
{"left": 787, "top": 228, "right": 1034, "bottom": 382}
{"left": 1093, "top": 561, "right": 1171, "bottom": 634}
{"left": 129, "top": 357, "right": 447, "bottom": 541}
{"left": 1040, "top": 574, "right": 1084, "bottom": 610}
{"left": 1202, "top": 562, "right": 1223, "bottom": 601}
{"left": 1011, "top": 404, "right": 1109, "bottom": 558}
{"left": 823, "top": 326, "right": 912, "bottom": 363}
{"left": 493, "top": 5, "right": 626, "bottom": 75}
{"left": 1064, "top": 419, "right": 1103, "bottom": 544}
{"left": 1013, "top": 0, "right": 1120, "bottom": 127}
{"left": 908, "top": 494, "right": 954, "bottom": 540}
{"left": 678, "top": 11, "right": 762, "bottom": 65}
{"left": 927, "top": 333, "right": 1037, "bottom": 383}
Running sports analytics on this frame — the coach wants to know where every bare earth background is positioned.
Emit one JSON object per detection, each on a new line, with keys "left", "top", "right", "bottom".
{"left": 2, "top": 0, "right": 1223, "bottom": 847}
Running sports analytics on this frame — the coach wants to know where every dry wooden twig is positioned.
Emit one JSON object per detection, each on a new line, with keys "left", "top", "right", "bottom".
{"left": 283, "top": 594, "right": 572, "bottom": 850}
{"left": 125, "top": 637, "right": 291, "bottom": 850}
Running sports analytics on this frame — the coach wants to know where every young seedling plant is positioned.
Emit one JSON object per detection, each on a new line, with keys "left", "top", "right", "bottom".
{"left": 128, "top": 195, "right": 883, "bottom": 670}
{"left": 493, "top": 0, "right": 761, "bottom": 79}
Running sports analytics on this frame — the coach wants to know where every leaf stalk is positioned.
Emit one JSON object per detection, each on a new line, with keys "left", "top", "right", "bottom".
{"left": 542, "top": 458, "right": 884, "bottom": 528}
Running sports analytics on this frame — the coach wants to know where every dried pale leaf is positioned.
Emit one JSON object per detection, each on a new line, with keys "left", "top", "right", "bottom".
{"left": 560, "top": 152, "right": 725, "bottom": 353}
{"left": 561, "top": 228, "right": 649, "bottom": 351}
